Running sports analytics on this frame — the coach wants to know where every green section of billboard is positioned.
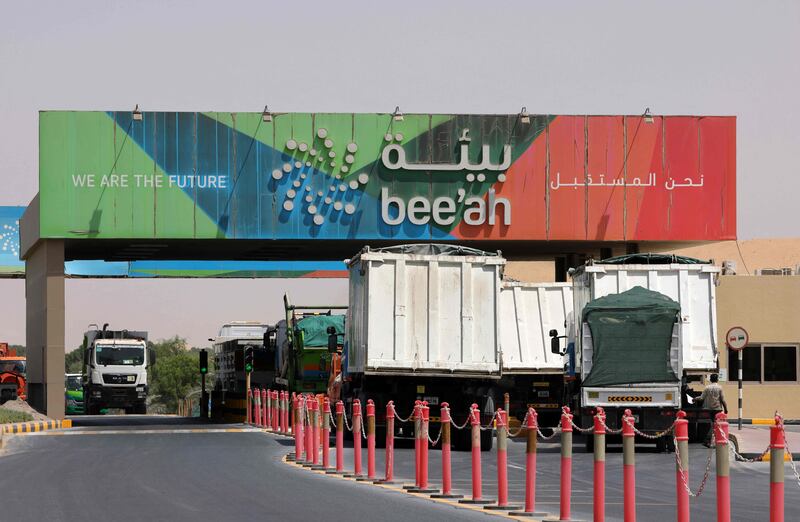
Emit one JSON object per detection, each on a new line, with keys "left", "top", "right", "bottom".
{"left": 40, "top": 112, "right": 221, "bottom": 238}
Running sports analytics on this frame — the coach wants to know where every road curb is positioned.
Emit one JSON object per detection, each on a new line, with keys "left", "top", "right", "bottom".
{"left": 282, "top": 453, "right": 527, "bottom": 520}
{"left": 1, "top": 419, "right": 72, "bottom": 435}
{"left": 732, "top": 418, "right": 800, "bottom": 426}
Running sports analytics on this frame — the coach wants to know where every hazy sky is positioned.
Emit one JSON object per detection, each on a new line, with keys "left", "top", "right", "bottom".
{"left": 0, "top": 1, "right": 798, "bottom": 347}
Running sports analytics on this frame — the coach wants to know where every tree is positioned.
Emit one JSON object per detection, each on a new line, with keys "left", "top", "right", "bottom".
{"left": 65, "top": 348, "right": 83, "bottom": 373}
{"left": 148, "top": 337, "right": 201, "bottom": 413}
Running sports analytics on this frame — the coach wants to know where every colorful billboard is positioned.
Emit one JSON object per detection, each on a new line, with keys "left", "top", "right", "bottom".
{"left": 38, "top": 112, "right": 736, "bottom": 241}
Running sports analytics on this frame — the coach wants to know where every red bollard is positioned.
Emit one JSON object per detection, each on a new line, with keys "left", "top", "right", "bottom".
{"left": 675, "top": 410, "right": 690, "bottom": 522}
{"left": 360, "top": 399, "right": 376, "bottom": 481}
{"left": 322, "top": 398, "right": 331, "bottom": 469}
{"left": 770, "top": 414, "right": 785, "bottom": 522}
{"left": 460, "top": 404, "right": 494, "bottom": 504}
{"left": 304, "top": 395, "right": 314, "bottom": 465}
{"left": 290, "top": 392, "right": 296, "bottom": 435}
{"left": 255, "top": 390, "right": 260, "bottom": 426}
{"left": 486, "top": 408, "right": 520, "bottom": 511}
{"left": 560, "top": 406, "right": 574, "bottom": 521}
{"left": 267, "top": 390, "right": 274, "bottom": 431}
{"left": 715, "top": 412, "right": 730, "bottom": 522}
{"left": 261, "top": 389, "right": 272, "bottom": 429}
{"left": 593, "top": 407, "right": 607, "bottom": 522}
{"left": 511, "top": 408, "right": 549, "bottom": 517}
{"left": 255, "top": 389, "right": 262, "bottom": 426}
{"left": 411, "top": 401, "right": 422, "bottom": 488}
{"left": 420, "top": 402, "right": 431, "bottom": 489}
{"left": 246, "top": 388, "right": 252, "bottom": 425}
{"left": 267, "top": 389, "right": 274, "bottom": 430}
{"left": 432, "top": 402, "right": 462, "bottom": 498}
{"left": 410, "top": 402, "right": 438, "bottom": 493}
{"left": 351, "top": 399, "right": 363, "bottom": 477}
{"left": 282, "top": 391, "right": 289, "bottom": 434}
{"left": 273, "top": 391, "right": 280, "bottom": 432}
{"left": 289, "top": 395, "right": 298, "bottom": 460}
{"left": 622, "top": 409, "right": 637, "bottom": 522}
{"left": 404, "top": 401, "right": 422, "bottom": 490}
{"left": 311, "top": 399, "right": 320, "bottom": 466}
{"left": 282, "top": 391, "right": 288, "bottom": 433}
{"left": 295, "top": 395, "right": 304, "bottom": 461}
{"left": 379, "top": 401, "right": 397, "bottom": 484}
{"left": 333, "top": 400, "right": 344, "bottom": 473}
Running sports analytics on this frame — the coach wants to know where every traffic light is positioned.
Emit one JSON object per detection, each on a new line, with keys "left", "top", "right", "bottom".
{"left": 244, "top": 346, "right": 254, "bottom": 373}
{"left": 199, "top": 349, "right": 208, "bottom": 374}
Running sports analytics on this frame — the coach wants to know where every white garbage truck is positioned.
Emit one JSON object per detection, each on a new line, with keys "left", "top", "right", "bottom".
{"left": 338, "top": 244, "right": 575, "bottom": 449}
{"left": 82, "top": 324, "right": 153, "bottom": 415}
{"left": 551, "top": 254, "right": 720, "bottom": 450}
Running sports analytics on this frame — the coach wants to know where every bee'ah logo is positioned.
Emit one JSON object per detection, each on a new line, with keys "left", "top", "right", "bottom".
{"left": 1, "top": 219, "right": 20, "bottom": 257}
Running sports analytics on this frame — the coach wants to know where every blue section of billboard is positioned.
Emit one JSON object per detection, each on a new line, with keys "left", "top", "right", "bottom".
{"left": 0, "top": 206, "right": 346, "bottom": 278}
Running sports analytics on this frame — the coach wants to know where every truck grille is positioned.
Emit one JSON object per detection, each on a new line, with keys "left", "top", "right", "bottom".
{"left": 102, "top": 374, "right": 136, "bottom": 385}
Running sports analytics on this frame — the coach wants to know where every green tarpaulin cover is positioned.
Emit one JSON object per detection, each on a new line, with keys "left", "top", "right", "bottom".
{"left": 296, "top": 315, "right": 345, "bottom": 348}
{"left": 582, "top": 286, "right": 680, "bottom": 387}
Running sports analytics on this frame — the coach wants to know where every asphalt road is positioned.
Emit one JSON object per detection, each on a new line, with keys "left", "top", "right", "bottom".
{"left": 2, "top": 416, "right": 799, "bottom": 522}
{"left": 0, "top": 416, "right": 489, "bottom": 522}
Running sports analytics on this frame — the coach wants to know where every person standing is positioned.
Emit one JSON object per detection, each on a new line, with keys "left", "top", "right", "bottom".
{"left": 700, "top": 373, "right": 728, "bottom": 447}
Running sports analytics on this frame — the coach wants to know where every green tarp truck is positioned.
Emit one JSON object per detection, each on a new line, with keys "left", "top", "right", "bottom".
{"left": 557, "top": 255, "right": 720, "bottom": 450}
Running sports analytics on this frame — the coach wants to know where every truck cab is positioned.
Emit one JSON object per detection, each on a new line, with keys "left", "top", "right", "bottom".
{"left": 65, "top": 373, "right": 84, "bottom": 414}
{"left": 0, "top": 343, "right": 26, "bottom": 404}
{"left": 82, "top": 326, "right": 152, "bottom": 415}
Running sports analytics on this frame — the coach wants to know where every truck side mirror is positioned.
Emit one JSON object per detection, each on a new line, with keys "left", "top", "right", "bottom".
{"left": 148, "top": 348, "right": 156, "bottom": 367}
{"left": 83, "top": 349, "right": 90, "bottom": 365}
{"left": 549, "top": 329, "right": 561, "bottom": 354}
{"left": 327, "top": 326, "right": 338, "bottom": 353}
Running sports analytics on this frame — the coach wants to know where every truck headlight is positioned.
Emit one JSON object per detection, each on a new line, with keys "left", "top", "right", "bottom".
{"left": 136, "top": 386, "right": 145, "bottom": 392}
{"left": 92, "top": 390, "right": 102, "bottom": 398}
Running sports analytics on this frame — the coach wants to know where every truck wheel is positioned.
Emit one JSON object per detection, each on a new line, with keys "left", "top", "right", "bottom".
{"left": 135, "top": 404, "right": 147, "bottom": 415}
{"left": 585, "top": 434, "right": 594, "bottom": 453}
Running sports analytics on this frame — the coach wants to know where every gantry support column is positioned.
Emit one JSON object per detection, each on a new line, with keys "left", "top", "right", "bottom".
{"left": 24, "top": 239, "right": 65, "bottom": 419}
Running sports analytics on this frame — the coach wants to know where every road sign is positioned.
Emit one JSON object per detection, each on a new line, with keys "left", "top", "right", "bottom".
{"left": 726, "top": 326, "right": 749, "bottom": 351}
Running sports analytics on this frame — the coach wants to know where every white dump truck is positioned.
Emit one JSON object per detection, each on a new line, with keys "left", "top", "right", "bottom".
{"left": 552, "top": 254, "right": 720, "bottom": 449}
{"left": 82, "top": 324, "right": 153, "bottom": 415}
{"left": 498, "top": 281, "right": 573, "bottom": 428}
{"left": 339, "top": 244, "right": 575, "bottom": 449}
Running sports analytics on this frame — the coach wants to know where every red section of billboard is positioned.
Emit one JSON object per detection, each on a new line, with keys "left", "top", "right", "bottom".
{"left": 452, "top": 115, "right": 735, "bottom": 241}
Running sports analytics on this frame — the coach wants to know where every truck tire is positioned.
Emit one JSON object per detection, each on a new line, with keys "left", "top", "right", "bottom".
{"left": 85, "top": 399, "right": 100, "bottom": 415}
{"left": 135, "top": 404, "right": 147, "bottom": 415}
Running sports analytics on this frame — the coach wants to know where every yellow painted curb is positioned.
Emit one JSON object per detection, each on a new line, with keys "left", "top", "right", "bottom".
{"left": 1, "top": 419, "right": 72, "bottom": 434}
{"left": 761, "top": 452, "right": 791, "bottom": 462}
{"left": 752, "top": 419, "right": 776, "bottom": 426}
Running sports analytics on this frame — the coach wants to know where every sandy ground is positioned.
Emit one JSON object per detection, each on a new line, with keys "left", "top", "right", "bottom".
{"left": 0, "top": 399, "right": 51, "bottom": 422}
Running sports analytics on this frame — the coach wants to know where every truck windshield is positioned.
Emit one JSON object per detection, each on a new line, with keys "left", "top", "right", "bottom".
{"left": 95, "top": 345, "right": 144, "bottom": 366}
{"left": 66, "top": 376, "right": 82, "bottom": 391}
{"left": 0, "top": 360, "right": 25, "bottom": 374}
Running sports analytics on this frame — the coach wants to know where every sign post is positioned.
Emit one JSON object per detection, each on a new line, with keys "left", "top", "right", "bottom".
{"left": 725, "top": 326, "right": 749, "bottom": 431}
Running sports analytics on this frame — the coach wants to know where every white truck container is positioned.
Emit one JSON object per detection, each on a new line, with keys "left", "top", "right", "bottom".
{"left": 563, "top": 255, "right": 721, "bottom": 447}
{"left": 343, "top": 244, "right": 506, "bottom": 450}
{"left": 499, "top": 281, "right": 572, "bottom": 372}
{"left": 346, "top": 246, "right": 505, "bottom": 375}
{"left": 571, "top": 259, "right": 720, "bottom": 372}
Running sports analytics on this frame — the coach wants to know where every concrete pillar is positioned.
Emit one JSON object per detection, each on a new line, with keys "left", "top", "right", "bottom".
{"left": 24, "top": 239, "right": 65, "bottom": 419}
